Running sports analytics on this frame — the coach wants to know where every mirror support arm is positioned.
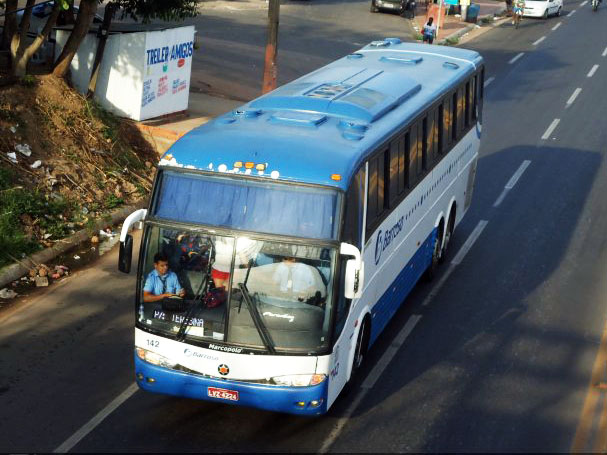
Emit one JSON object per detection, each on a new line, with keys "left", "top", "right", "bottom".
{"left": 120, "top": 209, "right": 148, "bottom": 242}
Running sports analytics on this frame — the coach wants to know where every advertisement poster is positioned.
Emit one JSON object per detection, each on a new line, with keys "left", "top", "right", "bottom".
{"left": 140, "top": 26, "right": 195, "bottom": 120}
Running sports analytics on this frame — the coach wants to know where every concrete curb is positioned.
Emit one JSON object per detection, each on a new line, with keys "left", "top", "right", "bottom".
{"left": 0, "top": 201, "right": 147, "bottom": 290}
{"left": 437, "top": 6, "right": 507, "bottom": 44}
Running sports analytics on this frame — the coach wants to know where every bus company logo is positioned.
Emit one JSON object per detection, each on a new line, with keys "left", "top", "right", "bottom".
{"left": 208, "top": 343, "right": 243, "bottom": 354}
{"left": 374, "top": 216, "right": 405, "bottom": 265}
{"left": 183, "top": 349, "right": 219, "bottom": 361}
{"left": 218, "top": 364, "right": 229, "bottom": 376}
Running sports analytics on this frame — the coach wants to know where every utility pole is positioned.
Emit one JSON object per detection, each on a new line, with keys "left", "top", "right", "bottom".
{"left": 262, "top": 0, "right": 280, "bottom": 94}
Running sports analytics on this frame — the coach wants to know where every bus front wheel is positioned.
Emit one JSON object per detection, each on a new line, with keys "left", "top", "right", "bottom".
{"left": 344, "top": 317, "right": 370, "bottom": 394}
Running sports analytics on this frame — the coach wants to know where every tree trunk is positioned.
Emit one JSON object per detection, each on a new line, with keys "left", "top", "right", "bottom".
{"left": 87, "top": 2, "right": 117, "bottom": 98}
{"left": 9, "top": 0, "right": 62, "bottom": 77}
{"left": 1, "top": 0, "right": 18, "bottom": 52}
{"left": 9, "top": 0, "right": 35, "bottom": 77}
{"left": 52, "top": 0, "right": 98, "bottom": 78}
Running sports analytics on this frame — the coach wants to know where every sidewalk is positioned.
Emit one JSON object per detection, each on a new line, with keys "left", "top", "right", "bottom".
{"left": 411, "top": 0, "right": 507, "bottom": 43}
{"left": 136, "top": 91, "right": 244, "bottom": 155}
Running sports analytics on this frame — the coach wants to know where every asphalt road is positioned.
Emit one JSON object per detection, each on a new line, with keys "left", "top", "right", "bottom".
{"left": 2, "top": 0, "right": 607, "bottom": 452}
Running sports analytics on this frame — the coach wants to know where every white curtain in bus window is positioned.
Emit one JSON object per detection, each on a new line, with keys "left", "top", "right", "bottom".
{"left": 154, "top": 172, "right": 339, "bottom": 240}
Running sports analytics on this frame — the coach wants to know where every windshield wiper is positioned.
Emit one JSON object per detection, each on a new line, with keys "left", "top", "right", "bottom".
{"left": 176, "top": 240, "right": 215, "bottom": 341}
{"left": 238, "top": 282, "right": 276, "bottom": 355}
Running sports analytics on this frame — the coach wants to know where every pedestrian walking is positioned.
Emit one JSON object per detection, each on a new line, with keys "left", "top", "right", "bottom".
{"left": 422, "top": 17, "right": 437, "bottom": 43}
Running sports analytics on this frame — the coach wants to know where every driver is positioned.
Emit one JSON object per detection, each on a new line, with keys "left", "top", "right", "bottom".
{"left": 143, "top": 252, "right": 185, "bottom": 302}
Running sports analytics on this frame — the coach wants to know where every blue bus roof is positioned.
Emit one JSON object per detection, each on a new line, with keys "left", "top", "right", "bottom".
{"left": 162, "top": 40, "right": 483, "bottom": 190}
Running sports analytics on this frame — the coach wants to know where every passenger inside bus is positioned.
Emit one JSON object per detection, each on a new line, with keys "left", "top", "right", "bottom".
{"left": 272, "top": 256, "right": 324, "bottom": 304}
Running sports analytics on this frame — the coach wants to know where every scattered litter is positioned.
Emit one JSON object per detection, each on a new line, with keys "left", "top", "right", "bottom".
{"left": 9, "top": 126, "right": 17, "bottom": 134}
{"left": 81, "top": 207, "right": 89, "bottom": 215}
{"left": 38, "top": 266, "right": 49, "bottom": 277}
{"left": 43, "top": 233, "right": 52, "bottom": 239}
{"left": 11, "top": 281, "right": 18, "bottom": 287}
{"left": 90, "top": 246, "right": 96, "bottom": 251}
{"left": 99, "top": 229, "right": 116, "bottom": 238}
{"left": 30, "top": 160, "right": 42, "bottom": 169}
{"left": 7, "top": 152, "right": 17, "bottom": 163}
{"left": 35, "top": 276, "right": 49, "bottom": 287}
{"left": 91, "top": 235, "right": 99, "bottom": 244}
{"left": 15, "top": 143, "right": 32, "bottom": 157}
{"left": 0, "top": 288, "right": 17, "bottom": 299}
{"left": 73, "top": 255, "right": 80, "bottom": 260}
{"left": 20, "top": 276, "right": 29, "bottom": 281}
{"left": 67, "top": 222, "right": 75, "bottom": 228}
{"left": 51, "top": 273, "right": 61, "bottom": 279}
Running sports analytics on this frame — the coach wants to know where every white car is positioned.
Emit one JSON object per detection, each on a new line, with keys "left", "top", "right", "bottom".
{"left": 523, "top": 0, "right": 562, "bottom": 18}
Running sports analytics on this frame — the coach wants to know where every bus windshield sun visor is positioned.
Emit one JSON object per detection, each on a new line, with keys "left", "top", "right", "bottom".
{"left": 154, "top": 171, "right": 340, "bottom": 240}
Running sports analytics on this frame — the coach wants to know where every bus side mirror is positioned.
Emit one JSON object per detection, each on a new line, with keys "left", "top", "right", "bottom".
{"left": 117, "top": 208, "right": 147, "bottom": 274}
{"left": 119, "top": 234, "right": 133, "bottom": 274}
{"left": 341, "top": 243, "right": 364, "bottom": 299}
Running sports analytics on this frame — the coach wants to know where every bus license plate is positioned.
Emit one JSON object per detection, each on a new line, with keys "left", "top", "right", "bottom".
{"left": 208, "top": 387, "right": 239, "bottom": 401}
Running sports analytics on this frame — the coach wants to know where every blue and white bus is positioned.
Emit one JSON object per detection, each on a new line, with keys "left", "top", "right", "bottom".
{"left": 119, "top": 39, "right": 484, "bottom": 415}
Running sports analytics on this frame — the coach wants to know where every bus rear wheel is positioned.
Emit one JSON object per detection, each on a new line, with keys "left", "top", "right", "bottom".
{"left": 425, "top": 233, "right": 441, "bottom": 281}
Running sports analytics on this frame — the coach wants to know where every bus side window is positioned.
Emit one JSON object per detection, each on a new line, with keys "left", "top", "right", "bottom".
{"left": 389, "top": 141, "right": 399, "bottom": 207}
{"left": 443, "top": 97, "right": 451, "bottom": 149}
{"left": 438, "top": 104, "right": 444, "bottom": 154}
{"left": 377, "top": 152, "right": 385, "bottom": 213}
{"left": 334, "top": 259, "right": 351, "bottom": 340}
{"left": 451, "top": 92, "right": 457, "bottom": 142}
{"left": 465, "top": 80, "right": 471, "bottom": 127}
{"left": 417, "top": 123, "right": 423, "bottom": 175}
{"left": 367, "top": 157, "right": 378, "bottom": 229}
{"left": 471, "top": 75, "right": 477, "bottom": 121}
{"left": 460, "top": 85, "right": 466, "bottom": 132}
{"left": 408, "top": 126, "right": 418, "bottom": 185}
{"left": 398, "top": 135, "right": 407, "bottom": 194}
{"left": 422, "top": 117, "right": 429, "bottom": 170}
{"left": 431, "top": 109, "right": 439, "bottom": 160}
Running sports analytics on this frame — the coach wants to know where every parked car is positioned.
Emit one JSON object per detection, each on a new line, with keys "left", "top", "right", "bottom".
{"left": 370, "top": 0, "right": 416, "bottom": 18}
{"left": 523, "top": 0, "right": 562, "bottom": 18}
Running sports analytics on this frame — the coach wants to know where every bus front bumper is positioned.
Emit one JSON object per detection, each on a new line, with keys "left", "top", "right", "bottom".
{"left": 134, "top": 355, "right": 329, "bottom": 415}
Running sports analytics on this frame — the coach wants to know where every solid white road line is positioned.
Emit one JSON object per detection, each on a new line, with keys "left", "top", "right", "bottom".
{"left": 53, "top": 383, "right": 139, "bottom": 453}
{"left": 603, "top": 47, "right": 607, "bottom": 57}
{"left": 533, "top": 36, "right": 546, "bottom": 46}
{"left": 566, "top": 88, "right": 582, "bottom": 107}
{"left": 580, "top": 0, "right": 588, "bottom": 6}
{"left": 509, "top": 52, "right": 525, "bottom": 64}
{"left": 318, "top": 315, "right": 422, "bottom": 454}
{"left": 552, "top": 22, "right": 562, "bottom": 30}
{"left": 567, "top": 9, "right": 576, "bottom": 16}
{"left": 587, "top": 64, "right": 599, "bottom": 78}
{"left": 541, "top": 118, "right": 560, "bottom": 140}
{"left": 484, "top": 76, "right": 495, "bottom": 88}
{"left": 451, "top": 220, "right": 489, "bottom": 265}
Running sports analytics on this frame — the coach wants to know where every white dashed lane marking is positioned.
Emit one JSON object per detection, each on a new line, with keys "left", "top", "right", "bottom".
{"left": 588, "top": 64, "right": 599, "bottom": 78}
{"left": 566, "top": 88, "right": 582, "bottom": 107}
{"left": 552, "top": 22, "right": 562, "bottom": 30}
{"left": 509, "top": 52, "right": 525, "bottom": 64}
{"left": 493, "top": 160, "right": 531, "bottom": 207}
{"left": 541, "top": 119, "right": 561, "bottom": 140}
{"left": 533, "top": 36, "right": 546, "bottom": 46}
{"left": 484, "top": 76, "right": 495, "bottom": 88}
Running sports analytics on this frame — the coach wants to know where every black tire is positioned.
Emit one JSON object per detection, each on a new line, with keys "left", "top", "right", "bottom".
{"left": 343, "top": 317, "right": 370, "bottom": 395}
{"left": 425, "top": 233, "right": 441, "bottom": 281}
{"left": 542, "top": 8, "right": 548, "bottom": 18}
{"left": 370, "top": 0, "right": 379, "bottom": 12}
{"left": 556, "top": 7, "right": 561, "bottom": 15}
{"left": 440, "top": 212, "right": 455, "bottom": 263}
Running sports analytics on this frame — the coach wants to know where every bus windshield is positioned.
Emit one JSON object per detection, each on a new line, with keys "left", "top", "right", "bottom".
{"left": 153, "top": 170, "right": 341, "bottom": 240}
{"left": 138, "top": 225, "right": 336, "bottom": 353}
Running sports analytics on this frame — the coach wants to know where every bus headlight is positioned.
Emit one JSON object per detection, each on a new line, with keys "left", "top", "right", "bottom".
{"left": 136, "top": 348, "right": 177, "bottom": 369}
{"left": 271, "top": 374, "right": 327, "bottom": 387}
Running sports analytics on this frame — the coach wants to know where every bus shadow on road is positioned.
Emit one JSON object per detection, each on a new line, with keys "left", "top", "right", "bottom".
{"left": 336, "top": 144, "right": 604, "bottom": 452}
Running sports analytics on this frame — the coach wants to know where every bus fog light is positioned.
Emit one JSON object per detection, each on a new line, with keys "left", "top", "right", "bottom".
{"left": 272, "top": 374, "right": 327, "bottom": 387}
{"left": 310, "top": 399, "right": 323, "bottom": 408}
{"left": 136, "top": 373, "right": 144, "bottom": 381}
{"left": 146, "top": 377, "right": 156, "bottom": 383}
{"left": 295, "top": 401, "right": 306, "bottom": 408}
